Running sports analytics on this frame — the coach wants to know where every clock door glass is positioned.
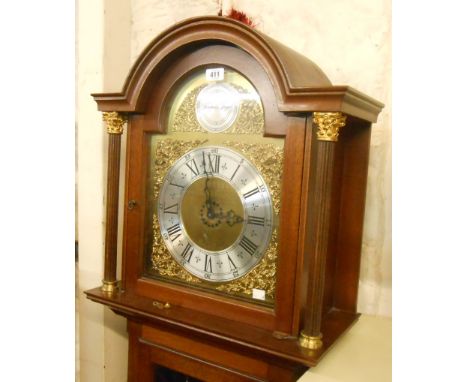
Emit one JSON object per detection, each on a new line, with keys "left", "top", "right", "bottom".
{"left": 143, "top": 65, "right": 284, "bottom": 306}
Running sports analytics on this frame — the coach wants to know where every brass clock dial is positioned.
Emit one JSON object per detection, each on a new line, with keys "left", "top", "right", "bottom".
{"left": 157, "top": 146, "right": 274, "bottom": 282}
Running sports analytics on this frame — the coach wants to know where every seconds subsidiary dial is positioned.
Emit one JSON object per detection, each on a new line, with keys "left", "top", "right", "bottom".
{"left": 157, "top": 146, "right": 273, "bottom": 282}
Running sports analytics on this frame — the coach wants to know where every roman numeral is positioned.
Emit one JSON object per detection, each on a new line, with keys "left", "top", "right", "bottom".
{"left": 207, "top": 153, "right": 220, "bottom": 173}
{"left": 163, "top": 203, "right": 179, "bottom": 214}
{"left": 247, "top": 215, "right": 265, "bottom": 226}
{"left": 167, "top": 223, "right": 182, "bottom": 242}
{"left": 243, "top": 187, "right": 259, "bottom": 199}
{"left": 230, "top": 164, "right": 240, "bottom": 181}
{"left": 227, "top": 255, "right": 237, "bottom": 271}
{"left": 185, "top": 159, "right": 200, "bottom": 177}
{"left": 180, "top": 243, "right": 194, "bottom": 262}
{"left": 169, "top": 181, "right": 184, "bottom": 188}
{"left": 204, "top": 255, "right": 213, "bottom": 273}
{"left": 239, "top": 236, "right": 258, "bottom": 256}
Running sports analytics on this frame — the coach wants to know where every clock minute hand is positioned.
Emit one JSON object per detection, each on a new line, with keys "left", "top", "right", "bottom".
{"left": 202, "top": 152, "right": 215, "bottom": 218}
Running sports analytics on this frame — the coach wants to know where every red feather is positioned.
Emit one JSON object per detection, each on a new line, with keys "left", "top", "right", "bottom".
{"left": 226, "top": 8, "right": 256, "bottom": 28}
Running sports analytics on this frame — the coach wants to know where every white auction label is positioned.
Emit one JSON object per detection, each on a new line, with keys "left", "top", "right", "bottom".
{"left": 252, "top": 288, "right": 266, "bottom": 301}
{"left": 205, "top": 68, "right": 224, "bottom": 81}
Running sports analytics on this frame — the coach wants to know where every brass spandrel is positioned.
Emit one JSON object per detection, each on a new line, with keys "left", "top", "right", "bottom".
{"left": 215, "top": 229, "right": 278, "bottom": 299}
{"left": 150, "top": 139, "right": 205, "bottom": 285}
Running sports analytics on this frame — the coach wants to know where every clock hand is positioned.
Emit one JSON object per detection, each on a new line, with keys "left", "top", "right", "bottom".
{"left": 213, "top": 209, "right": 244, "bottom": 226}
{"left": 201, "top": 151, "right": 242, "bottom": 226}
{"left": 202, "top": 152, "right": 215, "bottom": 218}
{"left": 204, "top": 179, "right": 216, "bottom": 219}
{"left": 225, "top": 210, "right": 244, "bottom": 226}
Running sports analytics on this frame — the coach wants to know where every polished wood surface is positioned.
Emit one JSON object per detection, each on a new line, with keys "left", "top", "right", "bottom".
{"left": 274, "top": 116, "right": 306, "bottom": 335}
{"left": 85, "top": 286, "right": 359, "bottom": 368}
{"left": 332, "top": 117, "right": 373, "bottom": 313}
{"left": 87, "top": 15, "right": 383, "bottom": 382}
{"left": 103, "top": 133, "right": 122, "bottom": 284}
{"left": 126, "top": 319, "right": 308, "bottom": 382}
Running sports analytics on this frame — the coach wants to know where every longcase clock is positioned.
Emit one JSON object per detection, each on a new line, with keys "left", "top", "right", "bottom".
{"left": 85, "top": 16, "right": 384, "bottom": 382}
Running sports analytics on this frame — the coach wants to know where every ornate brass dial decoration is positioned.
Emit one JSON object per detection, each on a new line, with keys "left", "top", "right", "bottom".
{"left": 149, "top": 139, "right": 284, "bottom": 302}
{"left": 170, "top": 72, "right": 264, "bottom": 135}
{"left": 151, "top": 139, "right": 206, "bottom": 285}
{"left": 313, "top": 112, "right": 347, "bottom": 142}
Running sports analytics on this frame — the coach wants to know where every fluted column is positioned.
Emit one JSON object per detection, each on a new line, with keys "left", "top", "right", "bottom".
{"left": 299, "top": 112, "right": 346, "bottom": 349}
{"left": 101, "top": 111, "right": 127, "bottom": 293}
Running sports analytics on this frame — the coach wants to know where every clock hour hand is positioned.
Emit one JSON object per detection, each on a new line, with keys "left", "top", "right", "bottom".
{"left": 224, "top": 209, "right": 244, "bottom": 226}
{"left": 212, "top": 209, "right": 243, "bottom": 226}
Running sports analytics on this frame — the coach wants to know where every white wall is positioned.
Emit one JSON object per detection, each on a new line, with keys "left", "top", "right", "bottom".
{"left": 77, "top": 0, "right": 105, "bottom": 380}
{"left": 221, "top": 0, "right": 392, "bottom": 318}
{"left": 77, "top": 0, "right": 391, "bottom": 380}
{"left": 77, "top": 0, "right": 131, "bottom": 381}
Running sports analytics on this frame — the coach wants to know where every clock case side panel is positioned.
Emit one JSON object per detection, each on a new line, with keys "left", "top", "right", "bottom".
{"left": 120, "top": 43, "right": 308, "bottom": 332}
{"left": 295, "top": 115, "right": 372, "bottom": 338}
{"left": 330, "top": 116, "right": 372, "bottom": 314}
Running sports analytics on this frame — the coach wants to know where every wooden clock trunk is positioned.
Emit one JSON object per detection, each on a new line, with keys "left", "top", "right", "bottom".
{"left": 85, "top": 16, "right": 383, "bottom": 382}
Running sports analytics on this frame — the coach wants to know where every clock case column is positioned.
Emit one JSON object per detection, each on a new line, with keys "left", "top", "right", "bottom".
{"left": 101, "top": 111, "right": 127, "bottom": 294}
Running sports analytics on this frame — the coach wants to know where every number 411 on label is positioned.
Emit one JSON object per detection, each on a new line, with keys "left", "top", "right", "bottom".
{"left": 206, "top": 68, "right": 224, "bottom": 81}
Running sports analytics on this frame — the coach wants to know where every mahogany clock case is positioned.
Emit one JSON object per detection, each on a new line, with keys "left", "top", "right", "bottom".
{"left": 85, "top": 15, "right": 384, "bottom": 381}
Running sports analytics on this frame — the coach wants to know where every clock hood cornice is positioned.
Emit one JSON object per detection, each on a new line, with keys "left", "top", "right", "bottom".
{"left": 92, "top": 16, "right": 383, "bottom": 122}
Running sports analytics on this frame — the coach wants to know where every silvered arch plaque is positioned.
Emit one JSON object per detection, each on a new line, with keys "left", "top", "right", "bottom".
{"left": 195, "top": 82, "right": 240, "bottom": 133}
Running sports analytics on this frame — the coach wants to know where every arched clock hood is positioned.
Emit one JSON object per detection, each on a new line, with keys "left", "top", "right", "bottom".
{"left": 92, "top": 16, "right": 383, "bottom": 122}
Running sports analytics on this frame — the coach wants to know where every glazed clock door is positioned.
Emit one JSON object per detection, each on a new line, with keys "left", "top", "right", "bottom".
{"left": 123, "top": 44, "right": 306, "bottom": 334}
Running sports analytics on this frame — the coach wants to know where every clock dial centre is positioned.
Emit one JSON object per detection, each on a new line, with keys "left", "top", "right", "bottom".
{"left": 181, "top": 176, "right": 244, "bottom": 252}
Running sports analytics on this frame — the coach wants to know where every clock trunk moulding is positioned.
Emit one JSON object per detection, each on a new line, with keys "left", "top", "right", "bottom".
{"left": 86, "top": 16, "right": 384, "bottom": 382}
